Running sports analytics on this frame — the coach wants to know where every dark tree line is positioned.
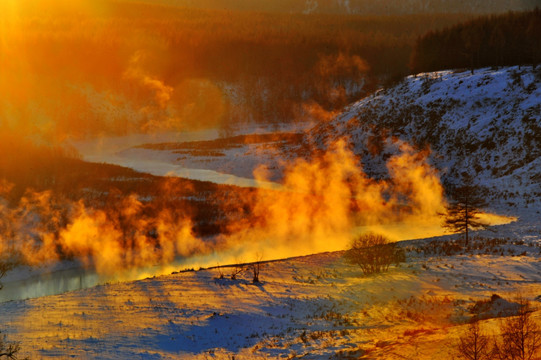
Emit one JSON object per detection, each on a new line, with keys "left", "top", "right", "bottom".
{"left": 410, "top": 8, "right": 541, "bottom": 74}
{"left": 146, "top": 0, "right": 540, "bottom": 15}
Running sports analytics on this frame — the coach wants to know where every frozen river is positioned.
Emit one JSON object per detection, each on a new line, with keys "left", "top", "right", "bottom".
{"left": 72, "top": 129, "right": 281, "bottom": 189}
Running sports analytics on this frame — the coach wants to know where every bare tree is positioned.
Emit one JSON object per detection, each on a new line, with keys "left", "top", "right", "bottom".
{"left": 344, "top": 233, "right": 405, "bottom": 275}
{"left": 0, "top": 334, "right": 21, "bottom": 359}
{"left": 215, "top": 264, "right": 225, "bottom": 279}
{"left": 457, "top": 320, "right": 491, "bottom": 360}
{"left": 230, "top": 258, "right": 245, "bottom": 280}
{"left": 493, "top": 296, "right": 541, "bottom": 360}
{"left": 441, "top": 174, "right": 489, "bottom": 246}
{"left": 249, "top": 253, "right": 263, "bottom": 283}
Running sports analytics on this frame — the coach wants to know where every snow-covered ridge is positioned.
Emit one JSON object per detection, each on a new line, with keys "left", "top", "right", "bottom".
{"left": 310, "top": 66, "right": 541, "bottom": 210}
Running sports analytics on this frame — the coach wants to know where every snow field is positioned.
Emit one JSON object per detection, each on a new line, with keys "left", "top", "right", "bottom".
{"left": 2, "top": 221, "right": 540, "bottom": 359}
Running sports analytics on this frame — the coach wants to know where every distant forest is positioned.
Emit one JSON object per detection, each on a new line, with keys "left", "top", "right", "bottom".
{"left": 410, "top": 9, "right": 541, "bottom": 73}
{"left": 1, "top": 1, "right": 468, "bottom": 138}
{"left": 151, "top": 0, "right": 540, "bottom": 15}
{"left": 3, "top": 1, "right": 540, "bottom": 138}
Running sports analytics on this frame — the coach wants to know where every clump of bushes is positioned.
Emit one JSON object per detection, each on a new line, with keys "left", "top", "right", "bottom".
{"left": 344, "top": 233, "right": 405, "bottom": 275}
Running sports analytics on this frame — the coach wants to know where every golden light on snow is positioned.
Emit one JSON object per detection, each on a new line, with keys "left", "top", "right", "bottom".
{"left": 477, "top": 212, "right": 518, "bottom": 226}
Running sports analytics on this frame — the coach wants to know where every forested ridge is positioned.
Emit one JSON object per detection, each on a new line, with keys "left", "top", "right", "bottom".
{"left": 1, "top": 0, "right": 468, "bottom": 137}
{"left": 140, "top": 0, "right": 540, "bottom": 15}
{"left": 410, "top": 9, "right": 541, "bottom": 73}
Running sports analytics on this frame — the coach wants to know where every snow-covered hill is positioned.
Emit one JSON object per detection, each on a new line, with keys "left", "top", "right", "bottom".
{"left": 309, "top": 66, "right": 541, "bottom": 210}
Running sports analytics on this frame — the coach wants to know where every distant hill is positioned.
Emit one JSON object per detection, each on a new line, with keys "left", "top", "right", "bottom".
{"left": 307, "top": 66, "right": 541, "bottom": 209}
{"left": 149, "top": 0, "right": 541, "bottom": 14}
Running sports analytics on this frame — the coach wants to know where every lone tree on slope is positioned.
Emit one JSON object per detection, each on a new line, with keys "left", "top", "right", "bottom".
{"left": 441, "top": 173, "right": 489, "bottom": 246}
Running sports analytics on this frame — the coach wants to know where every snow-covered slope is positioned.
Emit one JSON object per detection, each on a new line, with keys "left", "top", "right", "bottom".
{"left": 2, "top": 228, "right": 540, "bottom": 359}
{"left": 310, "top": 66, "right": 541, "bottom": 210}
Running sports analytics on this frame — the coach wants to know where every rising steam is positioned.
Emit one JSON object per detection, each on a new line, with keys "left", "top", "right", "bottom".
{"left": 123, "top": 50, "right": 176, "bottom": 131}
{"left": 0, "top": 138, "right": 447, "bottom": 275}
{"left": 0, "top": 185, "right": 207, "bottom": 275}
{"left": 218, "top": 138, "right": 447, "bottom": 261}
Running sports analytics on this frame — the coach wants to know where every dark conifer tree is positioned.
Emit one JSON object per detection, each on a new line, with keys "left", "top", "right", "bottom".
{"left": 441, "top": 173, "right": 489, "bottom": 245}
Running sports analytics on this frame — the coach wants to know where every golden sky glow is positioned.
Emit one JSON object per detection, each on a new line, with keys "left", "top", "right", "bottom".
{"left": 0, "top": 0, "right": 227, "bottom": 141}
